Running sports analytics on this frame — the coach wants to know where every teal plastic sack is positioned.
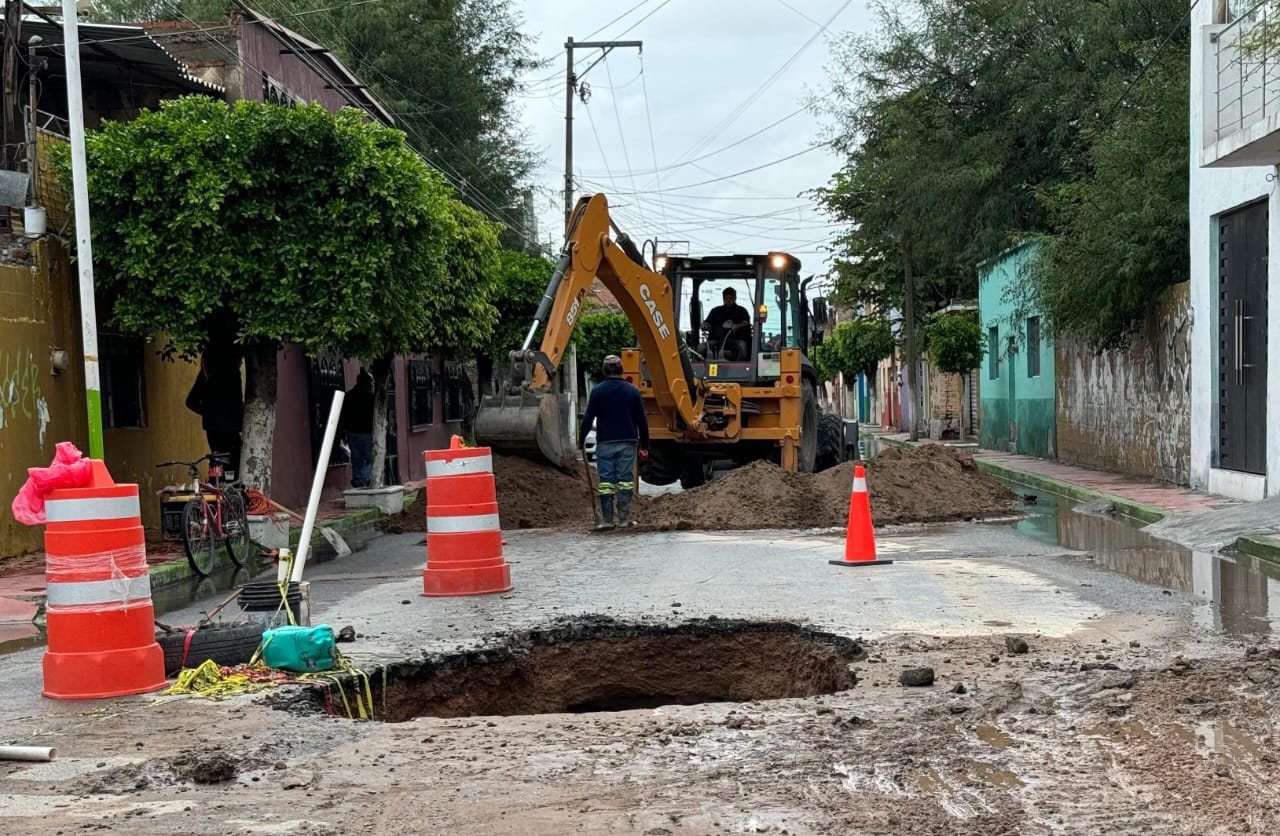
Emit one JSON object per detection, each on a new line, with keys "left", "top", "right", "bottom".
{"left": 260, "top": 625, "right": 336, "bottom": 673}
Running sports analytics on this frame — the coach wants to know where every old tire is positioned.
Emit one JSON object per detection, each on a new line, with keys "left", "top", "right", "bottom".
{"left": 815, "top": 412, "right": 844, "bottom": 472}
{"left": 798, "top": 380, "right": 819, "bottom": 473}
{"left": 156, "top": 622, "right": 265, "bottom": 677}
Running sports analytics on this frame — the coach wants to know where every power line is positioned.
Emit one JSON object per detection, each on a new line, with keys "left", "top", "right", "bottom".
{"left": 1097, "top": 0, "right": 1200, "bottom": 126}
{"left": 602, "top": 51, "right": 647, "bottom": 231}
{"left": 248, "top": 0, "right": 536, "bottom": 241}
{"left": 639, "top": 57, "right": 668, "bottom": 233}
{"left": 590, "top": 142, "right": 832, "bottom": 194}
{"left": 578, "top": 92, "right": 833, "bottom": 179}
{"left": 672, "top": 0, "right": 851, "bottom": 167}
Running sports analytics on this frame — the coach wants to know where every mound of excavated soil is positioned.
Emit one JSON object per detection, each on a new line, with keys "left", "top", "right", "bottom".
{"left": 635, "top": 443, "right": 1015, "bottom": 531}
{"left": 478, "top": 444, "right": 1015, "bottom": 533}
{"left": 493, "top": 455, "right": 589, "bottom": 529}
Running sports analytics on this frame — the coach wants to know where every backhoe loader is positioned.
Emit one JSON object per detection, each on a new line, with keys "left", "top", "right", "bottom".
{"left": 474, "top": 193, "right": 839, "bottom": 487}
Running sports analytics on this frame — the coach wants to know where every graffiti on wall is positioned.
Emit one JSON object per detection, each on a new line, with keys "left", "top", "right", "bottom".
{"left": 0, "top": 349, "right": 51, "bottom": 447}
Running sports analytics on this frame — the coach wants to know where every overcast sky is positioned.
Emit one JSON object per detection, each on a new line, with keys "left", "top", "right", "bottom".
{"left": 513, "top": 0, "right": 875, "bottom": 284}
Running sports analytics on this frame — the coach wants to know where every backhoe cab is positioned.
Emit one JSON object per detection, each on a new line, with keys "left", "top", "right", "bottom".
{"left": 633, "top": 252, "right": 832, "bottom": 488}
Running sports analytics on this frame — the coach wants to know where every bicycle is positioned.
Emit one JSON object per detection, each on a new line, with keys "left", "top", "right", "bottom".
{"left": 156, "top": 454, "right": 252, "bottom": 576}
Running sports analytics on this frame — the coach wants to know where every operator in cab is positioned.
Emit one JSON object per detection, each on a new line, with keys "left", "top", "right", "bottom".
{"left": 579, "top": 355, "right": 650, "bottom": 531}
{"left": 703, "top": 287, "right": 752, "bottom": 361}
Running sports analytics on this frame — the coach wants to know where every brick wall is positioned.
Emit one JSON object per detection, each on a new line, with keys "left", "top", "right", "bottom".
{"left": 1055, "top": 282, "right": 1191, "bottom": 485}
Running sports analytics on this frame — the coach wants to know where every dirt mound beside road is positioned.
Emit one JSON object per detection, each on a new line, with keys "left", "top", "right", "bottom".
{"left": 635, "top": 443, "right": 1016, "bottom": 531}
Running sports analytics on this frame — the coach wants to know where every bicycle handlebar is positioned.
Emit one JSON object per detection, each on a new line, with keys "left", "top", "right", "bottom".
{"left": 155, "top": 455, "right": 211, "bottom": 469}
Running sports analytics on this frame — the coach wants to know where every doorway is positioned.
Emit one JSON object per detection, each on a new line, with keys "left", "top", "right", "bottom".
{"left": 1217, "top": 201, "right": 1268, "bottom": 475}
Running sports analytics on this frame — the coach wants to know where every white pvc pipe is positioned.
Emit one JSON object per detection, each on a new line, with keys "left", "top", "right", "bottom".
{"left": 0, "top": 745, "right": 56, "bottom": 762}
{"left": 291, "top": 390, "right": 344, "bottom": 582}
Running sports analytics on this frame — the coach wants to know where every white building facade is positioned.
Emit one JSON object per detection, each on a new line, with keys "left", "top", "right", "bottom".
{"left": 1190, "top": 0, "right": 1280, "bottom": 499}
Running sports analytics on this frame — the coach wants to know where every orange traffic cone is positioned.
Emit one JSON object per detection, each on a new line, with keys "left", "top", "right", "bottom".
{"left": 830, "top": 464, "right": 893, "bottom": 568}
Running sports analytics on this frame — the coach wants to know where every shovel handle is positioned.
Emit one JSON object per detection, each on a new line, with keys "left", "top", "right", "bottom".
{"left": 267, "top": 498, "right": 307, "bottom": 524}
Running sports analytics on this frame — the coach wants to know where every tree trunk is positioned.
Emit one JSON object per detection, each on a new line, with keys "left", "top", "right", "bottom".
{"left": 240, "top": 339, "right": 278, "bottom": 494}
{"left": 370, "top": 354, "right": 393, "bottom": 489}
{"left": 903, "top": 252, "right": 920, "bottom": 442}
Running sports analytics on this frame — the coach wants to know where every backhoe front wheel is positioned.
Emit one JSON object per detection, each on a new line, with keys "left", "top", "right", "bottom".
{"left": 798, "top": 380, "right": 819, "bottom": 473}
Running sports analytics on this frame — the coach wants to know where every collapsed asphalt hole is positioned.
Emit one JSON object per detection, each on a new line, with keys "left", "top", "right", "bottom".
{"left": 284, "top": 617, "right": 864, "bottom": 722}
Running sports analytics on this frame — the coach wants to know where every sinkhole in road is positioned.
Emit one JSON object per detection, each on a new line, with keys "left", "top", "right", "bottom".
{"left": 304, "top": 618, "right": 864, "bottom": 722}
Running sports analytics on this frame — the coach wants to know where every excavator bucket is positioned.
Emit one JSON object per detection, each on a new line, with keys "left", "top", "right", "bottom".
{"left": 473, "top": 388, "right": 577, "bottom": 471}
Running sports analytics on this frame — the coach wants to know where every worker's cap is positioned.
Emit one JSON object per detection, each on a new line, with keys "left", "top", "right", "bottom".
{"left": 603, "top": 354, "right": 622, "bottom": 365}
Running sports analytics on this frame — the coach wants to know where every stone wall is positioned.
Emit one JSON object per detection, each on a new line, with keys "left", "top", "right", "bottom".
{"left": 1055, "top": 282, "right": 1191, "bottom": 485}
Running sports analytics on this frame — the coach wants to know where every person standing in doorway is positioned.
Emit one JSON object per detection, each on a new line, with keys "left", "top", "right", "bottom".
{"left": 185, "top": 340, "right": 244, "bottom": 479}
{"left": 579, "top": 355, "right": 650, "bottom": 530}
{"left": 341, "top": 369, "right": 376, "bottom": 488}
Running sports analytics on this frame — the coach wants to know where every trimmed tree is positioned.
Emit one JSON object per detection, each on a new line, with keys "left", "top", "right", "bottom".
{"left": 63, "top": 95, "right": 499, "bottom": 492}
{"left": 572, "top": 310, "right": 635, "bottom": 386}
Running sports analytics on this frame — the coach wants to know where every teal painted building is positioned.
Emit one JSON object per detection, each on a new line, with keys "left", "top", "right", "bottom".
{"left": 978, "top": 243, "right": 1056, "bottom": 458}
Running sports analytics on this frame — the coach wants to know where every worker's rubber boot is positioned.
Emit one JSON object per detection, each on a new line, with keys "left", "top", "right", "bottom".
{"left": 594, "top": 496, "right": 616, "bottom": 531}
{"left": 616, "top": 494, "right": 633, "bottom": 527}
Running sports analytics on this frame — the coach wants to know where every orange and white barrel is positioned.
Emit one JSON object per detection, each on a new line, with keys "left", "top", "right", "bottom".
{"left": 41, "top": 461, "right": 167, "bottom": 699}
{"left": 422, "top": 441, "right": 512, "bottom": 597}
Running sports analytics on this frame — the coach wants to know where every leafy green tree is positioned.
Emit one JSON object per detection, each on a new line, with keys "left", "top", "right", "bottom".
{"left": 94, "top": 0, "right": 541, "bottom": 249}
{"left": 923, "top": 314, "right": 984, "bottom": 376}
{"left": 818, "top": 0, "right": 1190, "bottom": 350}
{"left": 573, "top": 310, "right": 635, "bottom": 385}
{"left": 60, "top": 96, "right": 498, "bottom": 491}
{"left": 480, "top": 249, "right": 554, "bottom": 393}
{"left": 813, "top": 320, "right": 896, "bottom": 383}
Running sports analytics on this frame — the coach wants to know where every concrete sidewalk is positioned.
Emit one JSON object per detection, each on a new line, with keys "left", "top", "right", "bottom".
{"left": 865, "top": 427, "right": 1280, "bottom": 563}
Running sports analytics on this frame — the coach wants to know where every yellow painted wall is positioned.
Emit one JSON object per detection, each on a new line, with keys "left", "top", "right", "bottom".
{"left": 0, "top": 239, "right": 207, "bottom": 560}
{"left": 0, "top": 238, "right": 88, "bottom": 557}
{"left": 104, "top": 349, "right": 208, "bottom": 532}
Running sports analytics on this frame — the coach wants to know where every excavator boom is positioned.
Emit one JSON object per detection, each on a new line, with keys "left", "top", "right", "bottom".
{"left": 474, "top": 193, "right": 699, "bottom": 468}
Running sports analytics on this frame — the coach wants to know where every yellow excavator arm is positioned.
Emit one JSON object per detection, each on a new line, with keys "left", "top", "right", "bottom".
{"left": 527, "top": 194, "right": 698, "bottom": 421}
{"left": 474, "top": 193, "right": 701, "bottom": 467}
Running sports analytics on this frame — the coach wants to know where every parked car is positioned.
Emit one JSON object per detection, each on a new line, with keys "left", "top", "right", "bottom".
{"left": 583, "top": 426, "right": 597, "bottom": 463}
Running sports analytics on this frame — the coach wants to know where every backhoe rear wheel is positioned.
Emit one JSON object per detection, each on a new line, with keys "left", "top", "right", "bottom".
{"left": 798, "top": 380, "right": 818, "bottom": 473}
{"left": 816, "top": 412, "right": 844, "bottom": 472}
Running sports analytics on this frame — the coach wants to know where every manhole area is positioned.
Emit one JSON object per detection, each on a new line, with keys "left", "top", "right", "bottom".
{"left": 301, "top": 619, "right": 863, "bottom": 722}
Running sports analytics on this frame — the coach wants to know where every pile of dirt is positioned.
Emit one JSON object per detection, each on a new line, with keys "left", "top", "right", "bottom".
{"left": 493, "top": 455, "right": 587, "bottom": 529}
{"left": 636, "top": 444, "right": 1015, "bottom": 531}
{"left": 376, "top": 445, "right": 1016, "bottom": 535}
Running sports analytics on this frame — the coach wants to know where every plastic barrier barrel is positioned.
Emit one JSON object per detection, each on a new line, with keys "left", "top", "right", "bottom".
{"left": 41, "top": 460, "right": 167, "bottom": 699}
{"left": 422, "top": 441, "right": 513, "bottom": 597}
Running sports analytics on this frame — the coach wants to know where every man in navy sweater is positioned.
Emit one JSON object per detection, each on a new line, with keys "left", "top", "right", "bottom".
{"left": 579, "top": 354, "right": 650, "bottom": 530}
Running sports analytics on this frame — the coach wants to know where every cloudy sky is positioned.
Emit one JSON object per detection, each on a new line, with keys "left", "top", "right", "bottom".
{"left": 513, "top": 0, "right": 876, "bottom": 283}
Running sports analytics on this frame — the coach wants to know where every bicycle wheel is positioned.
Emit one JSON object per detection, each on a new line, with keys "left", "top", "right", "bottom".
{"left": 181, "top": 499, "right": 218, "bottom": 576}
{"left": 222, "top": 490, "right": 253, "bottom": 566}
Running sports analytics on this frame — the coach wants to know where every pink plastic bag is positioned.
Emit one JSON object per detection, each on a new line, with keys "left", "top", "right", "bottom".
{"left": 11, "top": 442, "right": 93, "bottom": 525}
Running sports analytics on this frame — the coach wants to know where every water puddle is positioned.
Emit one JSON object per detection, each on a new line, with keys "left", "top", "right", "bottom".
{"left": 975, "top": 724, "right": 1014, "bottom": 750}
{"left": 998, "top": 480, "right": 1280, "bottom": 639}
{"left": 1168, "top": 719, "right": 1268, "bottom": 764}
{"left": 916, "top": 759, "right": 1024, "bottom": 792}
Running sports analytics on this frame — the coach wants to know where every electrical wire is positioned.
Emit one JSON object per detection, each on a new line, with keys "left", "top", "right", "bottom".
{"left": 638, "top": 56, "right": 668, "bottom": 232}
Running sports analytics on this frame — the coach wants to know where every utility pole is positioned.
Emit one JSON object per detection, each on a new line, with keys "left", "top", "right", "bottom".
{"left": 563, "top": 37, "right": 642, "bottom": 228}
{"left": 902, "top": 250, "right": 919, "bottom": 443}
{"left": 62, "top": 0, "right": 105, "bottom": 457}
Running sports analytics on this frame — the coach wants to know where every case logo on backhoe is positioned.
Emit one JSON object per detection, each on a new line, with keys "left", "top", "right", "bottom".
{"left": 639, "top": 284, "right": 671, "bottom": 339}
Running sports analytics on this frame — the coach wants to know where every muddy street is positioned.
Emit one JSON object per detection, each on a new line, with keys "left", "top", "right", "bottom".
{"left": 4, "top": 506, "right": 1280, "bottom": 835}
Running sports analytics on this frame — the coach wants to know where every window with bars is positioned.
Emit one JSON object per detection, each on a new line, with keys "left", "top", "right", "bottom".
{"left": 987, "top": 326, "right": 999, "bottom": 380}
{"left": 308, "top": 354, "right": 349, "bottom": 468}
{"left": 1026, "top": 317, "right": 1041, "bottom": 378}
{"left": 443, "top": 363, "right": 467, "bottom": 423}
{"left": 409, "top": 359, "right": 435, "bottom": 428}
{"left": 100, "top": 334, "right": 146, "bottom": 429}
